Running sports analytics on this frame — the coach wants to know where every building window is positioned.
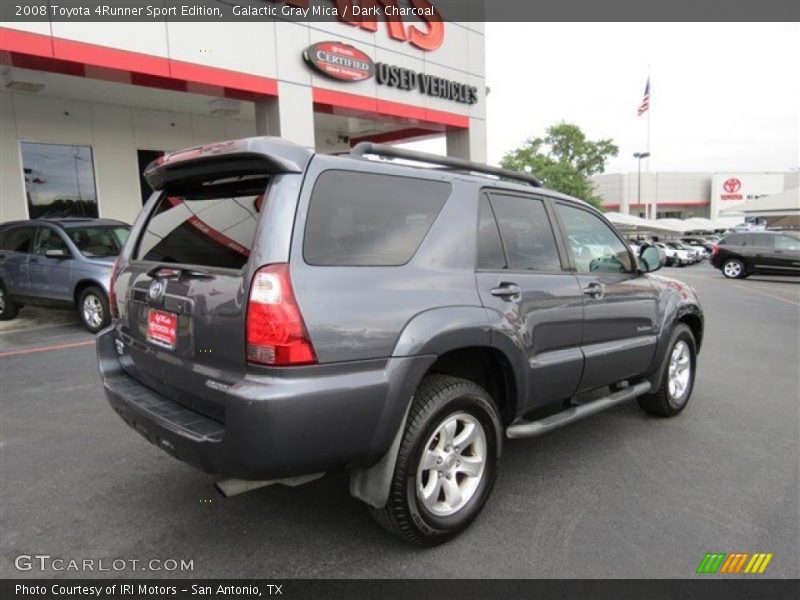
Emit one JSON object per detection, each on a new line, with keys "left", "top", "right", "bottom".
{"left": 21, "top": 142, "right": 98, "bottom": 219}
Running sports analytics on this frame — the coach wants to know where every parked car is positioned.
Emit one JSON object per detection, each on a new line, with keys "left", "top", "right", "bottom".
{"left": 664, "top": 242, "right": 695, "bottom": 266}
{"left": 681, "top": 237, "right": 713, "bottom": 256}
{"left": 653, "top": 242, "right": 678, "bottom": 266}
{"left": 710, "top": 231, "right": 800, "bottom": 278}
{"left": 667, "top": 241, "right": 701, "bottom": 264}
{"left": 0, "top": 218, "right": 130, "bottom": 331}
{"left": 97, "top": 138, "right": 703, "bottom": 545}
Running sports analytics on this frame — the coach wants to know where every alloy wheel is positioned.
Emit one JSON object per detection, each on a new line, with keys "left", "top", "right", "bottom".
{"left": 723, "top": 261, "right": 743, "bottom": 278}
{"left": 668, "top": 340, "right": 692, "bottom": 403}
{"left": 82, "top": 294, "right": 104, "bottom": 328}
{"left": 416, "top": 412, "right": 487, "bottom": 517}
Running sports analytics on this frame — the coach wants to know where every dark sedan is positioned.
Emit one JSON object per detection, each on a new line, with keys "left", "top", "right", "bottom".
{"left": 710, "top": 231, "right": 800, "bottom": 278}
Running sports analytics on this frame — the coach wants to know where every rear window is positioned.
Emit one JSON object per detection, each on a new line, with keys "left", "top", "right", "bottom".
{"left": 135, "top": 177, "right": 267, "bottom": 270}
{"left": 303, "top": 171, "right": 451, "bottom": 266}
{"left": 65, "top": 226, "right": 130, "bottom": 257}
{"left": 0, "top": 227, "right": 35, "bottom": 253}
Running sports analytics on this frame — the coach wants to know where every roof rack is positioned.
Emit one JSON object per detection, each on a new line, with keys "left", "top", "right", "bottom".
{"left": 350, "top": 142, "right": 543, "bottom": 188}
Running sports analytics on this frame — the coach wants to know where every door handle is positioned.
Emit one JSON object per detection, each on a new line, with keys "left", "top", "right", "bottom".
{"left": 29, "top": 257, "right": 39, "bottom": 264}
{"left": 583, "top": 282, "right": 604, "bottom": 299}
{"left": 490, "top": 283, "right": 521, "bottom": 299}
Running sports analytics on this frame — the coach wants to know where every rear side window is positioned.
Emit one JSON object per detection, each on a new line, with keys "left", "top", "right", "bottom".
{"left": 0, "top": 227, "right": 35, "bottom": 253}
{"left": 66, "top": 227, "right": 129, "bottom": 257}
{"left": 488, "top": 194, "right": 562, "bottom": 272}
{"left": 135, "top": 178, "right": 267, "bottom": 270}
{"left": 722, "top": 234, "right": 743, "bottom": 245}
{"left": 304, "top": 171, "right": 450, "bottom": 266}
{"left": 751, "top": 233, "right": 775, "bottom": 247}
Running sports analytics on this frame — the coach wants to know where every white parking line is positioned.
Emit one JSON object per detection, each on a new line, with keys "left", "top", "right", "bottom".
{"left": 730, "top": 283, "right": 800, "bottom": 307}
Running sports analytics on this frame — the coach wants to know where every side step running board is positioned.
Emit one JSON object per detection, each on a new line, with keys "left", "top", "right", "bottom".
{"left": 506, "top": 381, "right": 652, "bottom": 439}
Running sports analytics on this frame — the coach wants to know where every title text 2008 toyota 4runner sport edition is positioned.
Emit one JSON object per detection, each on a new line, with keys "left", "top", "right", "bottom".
{"left": 97, "top": 138, "right": 703, "bottom": 545}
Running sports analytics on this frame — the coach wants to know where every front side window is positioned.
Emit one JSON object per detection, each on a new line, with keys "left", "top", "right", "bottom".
{"left": 21, "top": 143, "right": 98, "bottom": 219}
{"left": 776, "top": 235, "right": 800, "bottom": 251}
{"left": 488, "top": 194, "right": 561, "bottom": 272}
{"left": 557, "top": 204, "right": 633, "bottom": 274}
{"left": 66, "top": 227, "right": 130, "bottom": 258}
{"left": 136, "top": 178, "right": 267, "bottom": 270}
{"left": 304, "top": 171, "right": 450, "bottom": 266}
{"left": 34, "top": 228, "right": 69, "bottom": 256}
{"left": 0, "top": 227, "right": 35, "bottom": 253}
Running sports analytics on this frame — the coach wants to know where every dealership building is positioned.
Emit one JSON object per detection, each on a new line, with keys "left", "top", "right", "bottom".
{"left": 594, "top": 171, "right": 800, "bottom": 220}
{"left": 0, "top": 16, "right": 485, "bottom": 224}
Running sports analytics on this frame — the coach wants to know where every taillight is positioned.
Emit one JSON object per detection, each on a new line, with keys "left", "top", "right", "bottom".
{"left": 108, "top": 256, "right": 121, "bottom": 319}
{"left": 712, "top": 244, "right": 719, "bottom": 255}
{"left": 246, "top": 264, "right": 316, "bottom": 366}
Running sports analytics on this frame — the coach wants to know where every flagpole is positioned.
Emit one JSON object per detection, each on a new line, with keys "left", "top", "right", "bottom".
{"left": 646, "top": 69, "right": 653, "bottom": 220}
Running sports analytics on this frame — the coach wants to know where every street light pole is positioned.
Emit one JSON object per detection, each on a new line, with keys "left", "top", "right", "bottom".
{"left": 633, "top": 152, "right": 650, "bottom": 218}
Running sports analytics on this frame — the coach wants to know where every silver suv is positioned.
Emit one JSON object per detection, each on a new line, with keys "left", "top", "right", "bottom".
{"left": 0, "top": 218, "right": 130, "bottom": 332}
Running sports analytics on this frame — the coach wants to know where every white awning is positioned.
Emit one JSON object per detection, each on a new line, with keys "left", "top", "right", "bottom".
{"left": 604, "top": 212, "right": 684, "bottom": 234}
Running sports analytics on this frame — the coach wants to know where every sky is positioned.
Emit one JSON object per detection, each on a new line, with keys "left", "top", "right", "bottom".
{"left": 407, "top": 22, "right": 799, "bottom": 175}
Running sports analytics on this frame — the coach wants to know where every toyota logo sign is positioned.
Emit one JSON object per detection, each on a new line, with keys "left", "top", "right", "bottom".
{"left": 724, "top": 178, "right": 742, "bottom": 193}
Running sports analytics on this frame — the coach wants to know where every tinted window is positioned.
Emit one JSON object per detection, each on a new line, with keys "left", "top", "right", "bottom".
{"left": 21, "top": 143, "right": 98, "bottom": 218}
{"left": 34, "top": 228, "right": 69, "bottom": 255}
{"left": 721, "top": 234, "right": 743, "bottom": 245}
{"left": 751, "top": 233, "right": 775, "bottom": 247}
{"left": 489, "top": 194, "right": 561, "bottom": 272}
{"left": 557, "top": 204, "right": 633, "bottom": 273}
{"left": 476, "top": 197, "right": 506, "bottom": 270}
{"left": 0, "top": 227, "right": 35, "bottom": 253}
{"left": 136, "top": 180, "right": 267, "bottom": 269}
{"left": 776, "top": 235, "right": 800, "bottom": 251}
{"left": 66, "top": 227, "right": 130, "bottom": 257}
{"left": 304, "top": 171, "right": 450, "bottom": 266}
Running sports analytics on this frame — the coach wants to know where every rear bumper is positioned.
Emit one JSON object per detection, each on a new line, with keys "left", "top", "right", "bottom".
{"left": 97, "top": 329, "right": 434, "bottom": 479}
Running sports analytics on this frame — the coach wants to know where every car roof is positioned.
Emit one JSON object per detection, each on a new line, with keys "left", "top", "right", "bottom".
{"left": 145, "top": 136, "right": 595, "bottom": 212}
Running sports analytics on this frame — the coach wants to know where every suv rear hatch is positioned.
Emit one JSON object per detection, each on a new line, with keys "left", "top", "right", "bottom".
{"left": 116, "top": 139, "right": 311, "bottom": 423}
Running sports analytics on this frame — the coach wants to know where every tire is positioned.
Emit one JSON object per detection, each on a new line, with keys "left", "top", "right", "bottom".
{"left": 78, "top": 286, "right": 110, "bottom": 333}
{"left": 722, "top": 258, "right": 747, "bottom": 279}
{"left": 0, "top": 282, "right": 20, "bottom": 321}
{"left": 369, "top": 375, "right": 502, "bottom": 546}
{"left": 638, "top": 323, "right": 697, "bottom": 417}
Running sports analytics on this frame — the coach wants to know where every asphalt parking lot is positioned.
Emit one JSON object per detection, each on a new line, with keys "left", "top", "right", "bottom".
{"left": 1, "top": 263, "right": 798, "bottom": 579}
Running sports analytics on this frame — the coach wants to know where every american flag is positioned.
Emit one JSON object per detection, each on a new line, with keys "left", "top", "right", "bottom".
{"left": 637, "top": 77, "right": 650, "bottom": 116}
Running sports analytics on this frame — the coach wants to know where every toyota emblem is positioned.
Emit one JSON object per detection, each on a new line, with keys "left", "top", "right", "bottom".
{"left": 148, "top": 280, "right": 165, "bottom": 302}
{"left": 724, "top": 178, "right": 741, "bottom": 193}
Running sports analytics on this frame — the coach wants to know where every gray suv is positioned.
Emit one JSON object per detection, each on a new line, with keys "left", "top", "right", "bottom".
{"left": 97, "top": 138, "right": 703, "bottom": 545}
{"left": 0, "top": 218, "right": 130, "bottom": 332}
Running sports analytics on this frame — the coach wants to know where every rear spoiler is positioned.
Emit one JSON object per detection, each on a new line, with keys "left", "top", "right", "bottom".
{"left": 144, "top": 137, "right": 314, "bottom": 190}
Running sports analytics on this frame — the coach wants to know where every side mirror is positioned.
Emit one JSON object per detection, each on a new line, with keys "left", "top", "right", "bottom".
{"left": 45, "top": 249, "right": 69, "bottom": 259}
{"left": 639, "top": 245, "right": 663, "bottom": 273}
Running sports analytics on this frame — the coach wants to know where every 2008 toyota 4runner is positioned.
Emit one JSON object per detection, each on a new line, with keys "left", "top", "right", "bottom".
{"left": 97, "top": 137, "right": 703, "bottom": 545}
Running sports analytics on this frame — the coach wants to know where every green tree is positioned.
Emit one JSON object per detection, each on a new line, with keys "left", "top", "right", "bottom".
{"left": 500, "top": 122, "right": 619, "bottom": 209}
